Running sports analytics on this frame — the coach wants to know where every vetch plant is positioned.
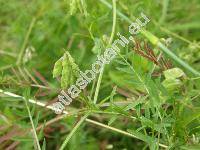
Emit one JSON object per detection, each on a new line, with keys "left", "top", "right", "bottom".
{"left": 1, "top": 0, "right": 200, "bottom": 149}
{"left": 52, "top": 12, "right": 150, "bottom": 114}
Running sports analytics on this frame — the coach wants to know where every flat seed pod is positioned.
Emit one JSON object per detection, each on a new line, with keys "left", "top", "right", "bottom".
{"left": 61, "top": 54, "right": 70, "bottom": 89}
{"left": 53, "top": 58, "right": 63, "bottom": 78}
{"left": 65, "top": 51, "right": 80, "bottom": 77}
{"left": 53, "top": 51, "right": 80, "bottom": 89}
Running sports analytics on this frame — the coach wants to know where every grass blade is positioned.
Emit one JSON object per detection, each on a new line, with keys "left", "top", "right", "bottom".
{"left": 59, "top": 113, "right": 90, "bottom": 150}
{"left": 23, "top": 89, "right": 41, "bottom": 150}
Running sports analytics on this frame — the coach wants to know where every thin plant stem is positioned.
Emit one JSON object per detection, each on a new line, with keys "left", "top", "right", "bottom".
{"left": 93, "top": 0, "right": 117, "bottom": 104}
{"left": 116, "top": 51, "right": 150, "bottom": 94}
{"left": 0, "top": 50, "right": 17, "bottom": 57}
{"left": 0, "top": 89, "right": 69, "bottom": 114}
{"left": 0, "top": 89, "right": 168, "bottom": 149}
{"left": 85, "top": 118, "right": 168, "bottom": 149}
{"left": 109, "top": 0, "right": 117, "bottom": 45}
{"left": 153, "top": 19, "right": 200, "bottom": 49}
{"left": 59, "top": 113, "right": 90, "bottom": 150}
{"left": 191, "top": 77, "right": 200, "bottom": 80}
{"left": 23, "top": 95, "right": 41, "bottom": 150}
{"left": 90, "top": 77, "right": 97, "bottom": 98}
{"left": 93, "top": 68, "right": 104, "bottom": 104}
{"left": 17, "top": 17, "right": 36, "bottom": 65}
{"left": 157, "top": 42, "right": 200, "bottom": 76}
{"left": 159, "top": 0, "right": 169, "bottom": 24}
{"left": 98, "top": 0, "right": 200, "bottom": 76}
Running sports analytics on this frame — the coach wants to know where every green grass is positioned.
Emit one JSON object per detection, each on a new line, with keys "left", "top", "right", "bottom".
{"left": 0, "top": 0, "right": 200, "bottom": 149}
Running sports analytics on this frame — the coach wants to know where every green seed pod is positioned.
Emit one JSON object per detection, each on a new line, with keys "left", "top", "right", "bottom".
{"left": 61, "top": 54, "right": 70, "bottom": 89}
{"left": 53, "top": 58, "right": 63, "bottom": 78}
{"left": 53, "top": 51, "right": 80, "bottom": 89}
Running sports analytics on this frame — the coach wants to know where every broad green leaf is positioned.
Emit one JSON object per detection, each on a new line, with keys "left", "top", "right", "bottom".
{"left": 109, "top": 71, "right": 145, "bottom": 92}
{"left": 146, "top": 79, "right": 161, "bottom": 106}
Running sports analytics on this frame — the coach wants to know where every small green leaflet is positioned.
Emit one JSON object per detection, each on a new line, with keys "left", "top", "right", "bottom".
{"left": 92, "top": 38, "right": 103, "bottom": 54}
{"left": 163, "top": 67, "right": 186, "bottom": 79}
{"left": 53, "top": 51, "right": 79, "bottom": 89}
{"left": 162, "top": 67, "right": 186, "bottom": 93}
